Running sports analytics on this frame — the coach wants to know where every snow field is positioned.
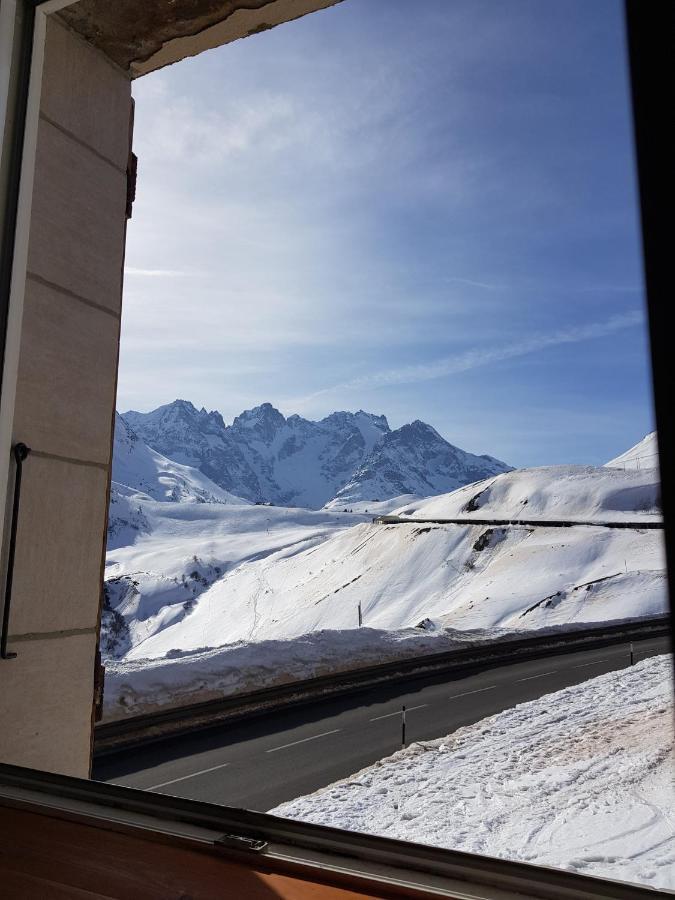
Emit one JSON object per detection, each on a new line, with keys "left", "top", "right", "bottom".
{"left": 104, "top": 500, "right": 369, "bottom": 655}
{"left": 125, "top": 518, "right": 666, "bottom": 659}
{"left": 272, "top": 655, "right": 675, "bottom": 891}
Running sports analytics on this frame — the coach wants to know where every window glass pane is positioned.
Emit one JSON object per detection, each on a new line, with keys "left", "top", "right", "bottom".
{"left": 100, "top": 1, "right": 672, "bottom": 891}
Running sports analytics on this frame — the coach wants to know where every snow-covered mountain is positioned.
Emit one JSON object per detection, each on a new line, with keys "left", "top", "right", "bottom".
{"left": 112, "top": 413, "right": 245, "bottom": 505}
{"left": 606, "top": 431, "right": 659, "bottom": 471}
{"left": 107, "top": 414, "right": 251, "bottom": 556}
{"left": 122, "top": 401, "right": 512, "bottom": 509}
{"left": 328, "top": 420, "right": 512, "bottom": 508}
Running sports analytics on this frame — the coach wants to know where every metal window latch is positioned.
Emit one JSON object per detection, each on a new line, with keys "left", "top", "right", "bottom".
{"left": 94, "top": 647, "right": 106, "bottom": 721}
{"left": 1, "top": 442, "right": 31, "bottom": 660}
{"left": 214, "top": 833, "right": 268, "bottom": 853}
{"left": 126, "top": 151, "right": 137, "bottom": 219}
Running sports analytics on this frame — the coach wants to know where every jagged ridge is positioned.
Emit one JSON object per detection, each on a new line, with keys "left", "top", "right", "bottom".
{"left": 122, "top": 400, "right": 512, "bottom": 509}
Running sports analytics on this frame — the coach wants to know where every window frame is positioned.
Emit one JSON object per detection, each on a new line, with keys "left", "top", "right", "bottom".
{"left": 0, "top": 2, "right": 673, "bottom": 896}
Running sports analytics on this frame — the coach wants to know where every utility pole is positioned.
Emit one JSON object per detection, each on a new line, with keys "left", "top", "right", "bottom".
{"left": 401, "top": 705, "right": 406, "bottom": 748}
{"left": 358, "top": 600, "right": 362, "bottom": 627}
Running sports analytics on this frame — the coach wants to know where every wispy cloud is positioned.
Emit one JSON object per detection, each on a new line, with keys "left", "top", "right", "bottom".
{"left": 444, "top": 276, "right": 505, "bottom": 291}
{"left": 301, "top": 310, "right": 645, "bottom": 400}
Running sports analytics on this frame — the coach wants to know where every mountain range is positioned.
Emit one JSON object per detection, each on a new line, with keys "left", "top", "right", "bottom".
{"left": 119, "top": 400, "right": 512, "bottom": 509}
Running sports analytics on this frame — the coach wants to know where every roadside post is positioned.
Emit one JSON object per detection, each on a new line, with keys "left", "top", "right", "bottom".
{"left": 358, "top": 601, "right": 362, "bottom": 627}
{"left": 630, "top": 641, "right": 635, "bottom": 665}
{"left": 401, "top": 705, "right": 406, "bottom": 748}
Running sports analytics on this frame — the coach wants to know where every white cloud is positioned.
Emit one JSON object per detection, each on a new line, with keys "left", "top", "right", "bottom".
{"left": 301, "top": 310, "right": 646, "bottom": 400}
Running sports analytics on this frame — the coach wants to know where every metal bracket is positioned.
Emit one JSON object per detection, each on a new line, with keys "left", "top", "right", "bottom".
{"left": 214, "top": 833, "right": 268, "bottom": 853}
{"left": 1, "top": 442, "right": 31, "bottom": 660}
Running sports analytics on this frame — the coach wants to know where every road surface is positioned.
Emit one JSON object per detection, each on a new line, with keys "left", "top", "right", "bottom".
{"left": 95, "top": 635, "right": 671, "bottom": 811}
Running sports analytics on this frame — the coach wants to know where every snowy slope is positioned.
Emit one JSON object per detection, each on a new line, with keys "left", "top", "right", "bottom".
{"left": 123, "top": 400, "right": 511, "bottom": 509}
{"left": 107, "top": 484, "right": 153, "bottom": 551}
{"left": 121, "top": 464, "right": 666, "bottom": 660}
{"left": 103, "top": 501, "right": 368, "bottom": 658}
{"left": 272, "top": 654, "right": 675, "bottom": 892}
{"left": 327, "top": 421, "right": 511, "bottom": 507}
{"left": 395, "top": 464, "right": 661, "bottom": 522}
{"left": 112, "top": 413, "right": 245, "bottom": 505}
{"left": 606, "top": 431, "right": 659, "bottom": 471}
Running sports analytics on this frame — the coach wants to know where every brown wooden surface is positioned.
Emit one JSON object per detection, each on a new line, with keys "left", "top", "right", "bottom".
{"left": 0, "top": 804, "right": 433, "bottom": 899}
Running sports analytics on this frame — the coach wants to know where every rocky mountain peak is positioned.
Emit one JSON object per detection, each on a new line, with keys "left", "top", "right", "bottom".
{"left": 401, "top": 420, "right": 442, "bottom": 441}
{"left": 231, "top": 402, "right": 287, "bottom": 443}
{"left": 199, "top": 407, "right": 227, "bottom": 430}
{"left": 322, "top": 409, "right": 389, "bottom": 431}
{"left": 166, "top": 398, "right": 198, "bottom": 419}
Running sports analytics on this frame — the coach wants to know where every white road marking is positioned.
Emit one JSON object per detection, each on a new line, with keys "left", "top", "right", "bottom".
{"left": 266, "top": 729, "right": 341, "bottom": 753}
{"left": 516, "top": 670, "right": 557, "bottom": 682}
{"left": 448, "top": 685, "right": 497, "bottom": 699}
{"left": 572, "top": 658, "right": 611, "bottom": 669}
{"left": 370, "top": 704, "right": 428, "bottom": 722}
{"left": 148, "top": 761, "right": 231, "bottom": 790}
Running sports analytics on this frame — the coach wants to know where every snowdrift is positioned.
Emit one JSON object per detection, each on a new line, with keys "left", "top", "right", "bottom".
{"left": 102, "top": 618, "right": 663, "bottom": 722}
{"left": 272, "top": 654, "right": 675, "bottom": 891}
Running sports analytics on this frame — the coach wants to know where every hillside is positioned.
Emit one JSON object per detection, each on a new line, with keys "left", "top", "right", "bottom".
{"left": 395, "top": 464, "right": 661, "bottom": 522}
{"left": 606, "top": 430, "right": 659, "bottom": 471}
{"left": 103, "top": 500, "right": 368, "bottom": 657}
{"left": 116, "top": 463, "right": 665, "bottom": 661}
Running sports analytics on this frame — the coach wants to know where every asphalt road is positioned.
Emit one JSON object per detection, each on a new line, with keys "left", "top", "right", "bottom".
{"left": 95, "top": 635, "right": 671, "bottom": 812}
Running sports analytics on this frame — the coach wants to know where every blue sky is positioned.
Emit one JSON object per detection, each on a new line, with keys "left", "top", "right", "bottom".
{"left": 118, "top": 0, "right": 654, "bottom": 468}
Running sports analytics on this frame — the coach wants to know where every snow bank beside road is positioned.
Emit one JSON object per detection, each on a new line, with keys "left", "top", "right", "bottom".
{"left": 273, "top": 655, "right": 675, "bottom": 892}
{"left": 102, "top": 618, "right": 663, "bottom": 722}
{"left": 103, "top": 625, "right": 488, "bottom": 720}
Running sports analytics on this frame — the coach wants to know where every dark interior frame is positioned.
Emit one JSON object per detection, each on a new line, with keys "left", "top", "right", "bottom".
{"left": 0, "top": 0, "right": 43, "bottom": 384}
{"left": 624, "top": 0, "right": 675, "bottom": 675}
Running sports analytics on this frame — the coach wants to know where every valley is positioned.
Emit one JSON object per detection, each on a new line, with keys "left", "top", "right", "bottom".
{"left": 102, "top": 404, "right": 664, "bottom": 721}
